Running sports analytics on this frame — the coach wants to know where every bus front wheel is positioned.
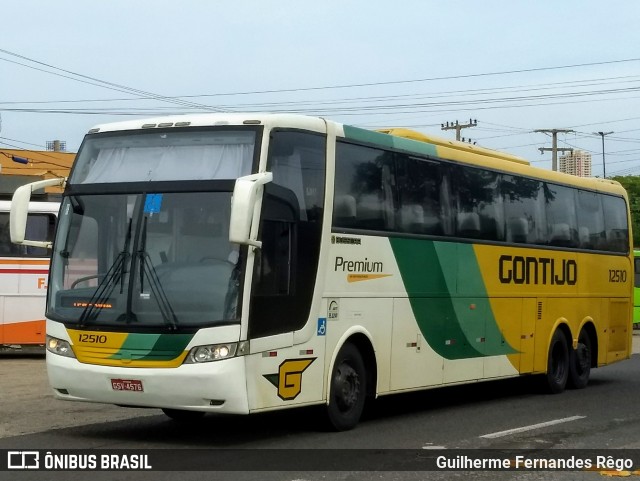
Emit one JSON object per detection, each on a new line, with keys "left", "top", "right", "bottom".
{"left": 544, "top": 329, "right": 569, "bottom": 394}
{"left": 325, "top": 343, "right": 367, "bottom": 431}
{"left": 568, "top": 329, "right": 591, "bottom": 389}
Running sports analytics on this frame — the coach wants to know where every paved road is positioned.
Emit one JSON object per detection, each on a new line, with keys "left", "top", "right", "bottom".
{"left": 0, "top": 351, "right": 154, "bottom": 439}
{"left": 2, "top": 333, "right": 639, "bottom": 438}
{"left": 1, "top": 334, "right": 639, "bottom": 481}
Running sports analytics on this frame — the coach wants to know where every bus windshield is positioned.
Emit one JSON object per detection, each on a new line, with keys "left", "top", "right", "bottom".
{"left": 47, "top": 191, "right": 241, "bottom": 329}
{"left": 46, "top": 127, "right": 260, "bottom": 329}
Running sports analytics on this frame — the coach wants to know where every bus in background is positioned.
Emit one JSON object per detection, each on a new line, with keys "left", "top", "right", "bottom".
{"left": 10, "top": 114, "right": 633, "bottom": 430}
{"left": 634, "top": 250, "right": 640, "bottom": 328}
{"left": 0, "top": 200, "right": 58, "bottom": 348}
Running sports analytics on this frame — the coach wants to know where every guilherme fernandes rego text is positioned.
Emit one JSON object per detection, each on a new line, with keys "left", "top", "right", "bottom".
{"left": 436, "top": 455, "right": 634, "bottom": 471}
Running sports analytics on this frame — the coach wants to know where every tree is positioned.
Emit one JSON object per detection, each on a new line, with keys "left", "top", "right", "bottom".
{"left": 611, "top": 175, "right": 640, "bottom": 247}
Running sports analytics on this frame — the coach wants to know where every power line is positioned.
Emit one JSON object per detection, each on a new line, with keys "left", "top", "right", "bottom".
{"left": 75, "top": 57, "right": 640, "bottom": 97}
{"left": 0, "top": 136, "right": 47, "bottom": 149}
{"left": 0, "top": 49, "right": 227, "bottom": 112}
{"left": 3, "top": 72, "right": 640, "bottom": 108}
{"left": 4, "top": 88, "right": 640, "bottom": 118}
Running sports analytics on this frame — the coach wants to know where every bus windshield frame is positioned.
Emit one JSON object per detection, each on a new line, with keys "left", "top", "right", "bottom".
{"left": 46, "top": 126, "right": 263, "bottom": 331}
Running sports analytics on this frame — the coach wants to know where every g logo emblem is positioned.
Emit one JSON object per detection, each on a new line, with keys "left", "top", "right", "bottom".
{"left": 264, "top": 358, "right": 316, "bottom": 400}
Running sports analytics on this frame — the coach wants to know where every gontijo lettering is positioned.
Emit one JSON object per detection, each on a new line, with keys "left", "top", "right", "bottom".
{"left": 499, "top": 255, "right": 577, "bottom": 285}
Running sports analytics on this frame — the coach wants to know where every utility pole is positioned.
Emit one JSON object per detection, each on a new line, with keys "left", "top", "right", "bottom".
{"left": 535, "top": 129, "right": 574, "bottom": 172}
{"left": 441, "top": 118, "right": 477, "bottom": 141}
{"left": 593, "top": 131, "right": 613, "bottom": 178}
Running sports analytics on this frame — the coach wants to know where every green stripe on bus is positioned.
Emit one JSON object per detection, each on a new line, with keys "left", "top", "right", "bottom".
{"left": 109, "top": 332, "right": 193, "bottom": 361}
{"left": 141, "top": 333, "right": 193, "bottom": 360}
{"left": 343, "top": 125, "right": 438, "bottom": 157}
{"left": 389, "top": 238, "right": 516, "bottom": 359}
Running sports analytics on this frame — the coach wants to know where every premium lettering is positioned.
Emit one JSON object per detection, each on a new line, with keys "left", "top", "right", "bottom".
{"left": 498, "top": 255, "right": 577, "bottom": 285}
{"left": 334, "top": 256, "right": 383, "bottom": 273}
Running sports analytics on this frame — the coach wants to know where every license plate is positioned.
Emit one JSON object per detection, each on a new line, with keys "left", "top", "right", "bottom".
{"left": 111, "top": 378, "right": 144, "bottom": 392}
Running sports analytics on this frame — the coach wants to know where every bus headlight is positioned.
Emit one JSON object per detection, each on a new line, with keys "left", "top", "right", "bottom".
{"left": 185, "top": 343, "right": 238, "bottom": 363}
{"left": 46, "top": 335, "right": 76, "bottom": 358}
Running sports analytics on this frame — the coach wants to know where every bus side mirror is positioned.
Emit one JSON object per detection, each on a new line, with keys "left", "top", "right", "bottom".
{"left": 11, "top": 178, "right": 65, "bottom": 248}
{"left": 229, "top": 172, "right": 273, "bottom": 248}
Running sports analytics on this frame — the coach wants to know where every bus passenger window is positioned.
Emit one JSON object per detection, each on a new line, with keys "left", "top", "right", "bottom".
{"left": 453, "top": 166, "right": 502, "bottom": 241}
{"left": 23, "top": 214, "right": 55, "bottom": 257}
{"left": 502, "top": 176, "right": 546, "bottom": 245}
{"left": 395, "top": 155, "right": 444, "bottom": 236}
{"left": 602, "top": 195, "right": 629, "bottom": 253}
{"left": 334, "top": 141, "right": 393, "bottom": 232}
{"left": 545, "top": 183, "right": 578, "bottom": 248}
{"left": 576, "top": 190, "right": 605, "bottom": 250}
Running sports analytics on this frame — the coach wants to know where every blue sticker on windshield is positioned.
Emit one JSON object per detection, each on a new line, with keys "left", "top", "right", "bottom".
{"left": 144, "top": 194, "right": 163, "bottom": 214}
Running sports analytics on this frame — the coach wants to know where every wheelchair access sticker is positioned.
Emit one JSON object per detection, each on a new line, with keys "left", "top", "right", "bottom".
{"left": 317, "top": 318, "right": 326, "bottom": 336}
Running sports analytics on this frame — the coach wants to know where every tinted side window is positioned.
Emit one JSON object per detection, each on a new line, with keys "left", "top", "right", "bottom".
{"left": 269, "top": 131, "right": 326, "bottom": 223}
{"left": 502, "top": 175, "right": 546, "bottom": 245}
{"left": 395, "top": 155, "right": 446, "bottom": 235}
{"left": 334, "top": 142, "right": 394, "bottom": 231}
{"left": 0, "top": 212, "right": 55, "bottom": 257}
{"left": 576, "top": 190, "right": 606, "bottom": 250}
{"left": 453, "top": 165, "right": 503, "bottom": 241}
{"left": 602, "top": 195, "right": 629, "bottom": 253}
{"left": 545, "top": 184, "right": 578, "bottom": 248}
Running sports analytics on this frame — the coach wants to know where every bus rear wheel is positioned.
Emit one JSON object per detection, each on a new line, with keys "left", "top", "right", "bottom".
{"left": 325, "top": 343, "right": 366, "bottom": 431}
{"left": 162, "top": 408, "right": 206, "bottom": 422}
{"left": 568, "top": 329, "right": 591, "bottom": 389}
{"left": 544, "top": 329, "right": 569, "bottom": 394}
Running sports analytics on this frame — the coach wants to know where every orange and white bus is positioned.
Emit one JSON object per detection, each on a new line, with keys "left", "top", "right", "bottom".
{"left": 0, "top": 200, "right": 58, "bottom": 347}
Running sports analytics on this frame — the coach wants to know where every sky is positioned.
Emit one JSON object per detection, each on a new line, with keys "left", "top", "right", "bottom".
{"left": 2, "top": 0, "right": 640, "bottom": 177}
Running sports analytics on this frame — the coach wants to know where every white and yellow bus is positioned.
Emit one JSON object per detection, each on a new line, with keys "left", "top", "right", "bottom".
{"left": 11, "top": 114, "right": 632, "bottom": 430}
{"left": 0, "top": 199, "right": 58, "bottom": 347}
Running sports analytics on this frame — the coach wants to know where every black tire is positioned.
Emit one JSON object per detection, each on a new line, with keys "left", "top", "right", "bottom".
{"left": 162, "top": 408, "right": 206, "bottom": 422}
{"left": 568, "top": 329, "right": 591, "bottom": 389}
{"left": 545, "top": 329, "right": 569, "bottom": 394}
{"left": 325, "top": 343, "right": 367, "bottom": 431}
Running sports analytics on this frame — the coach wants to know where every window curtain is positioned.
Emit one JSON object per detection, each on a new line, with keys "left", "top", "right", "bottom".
{"left": 80, "top": 144, "right": 254, "bottom": 183}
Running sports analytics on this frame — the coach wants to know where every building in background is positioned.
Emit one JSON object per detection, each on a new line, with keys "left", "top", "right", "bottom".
{"left": 0, "top": 146, "right": 74, "bottom": 199}
{"left": 559, "top": 149, "right": 592, "bottom": 177}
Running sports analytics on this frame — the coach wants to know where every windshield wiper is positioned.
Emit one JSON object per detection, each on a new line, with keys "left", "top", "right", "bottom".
{"left": 130, "top": 216, "right": 178, "bottom": 330}
{"left": 78, "top": 219, "right": 132, "bottom": 327}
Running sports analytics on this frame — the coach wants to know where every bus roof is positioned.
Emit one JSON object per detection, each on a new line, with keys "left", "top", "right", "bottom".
{"left": 376, "top": 128, "right": 530, "bottom": 165}
{"left": 85, "top": 113, "right": 627, "bottom": 198}
{"left": 86, "top": 113, "right": 327, "bottom": 135}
